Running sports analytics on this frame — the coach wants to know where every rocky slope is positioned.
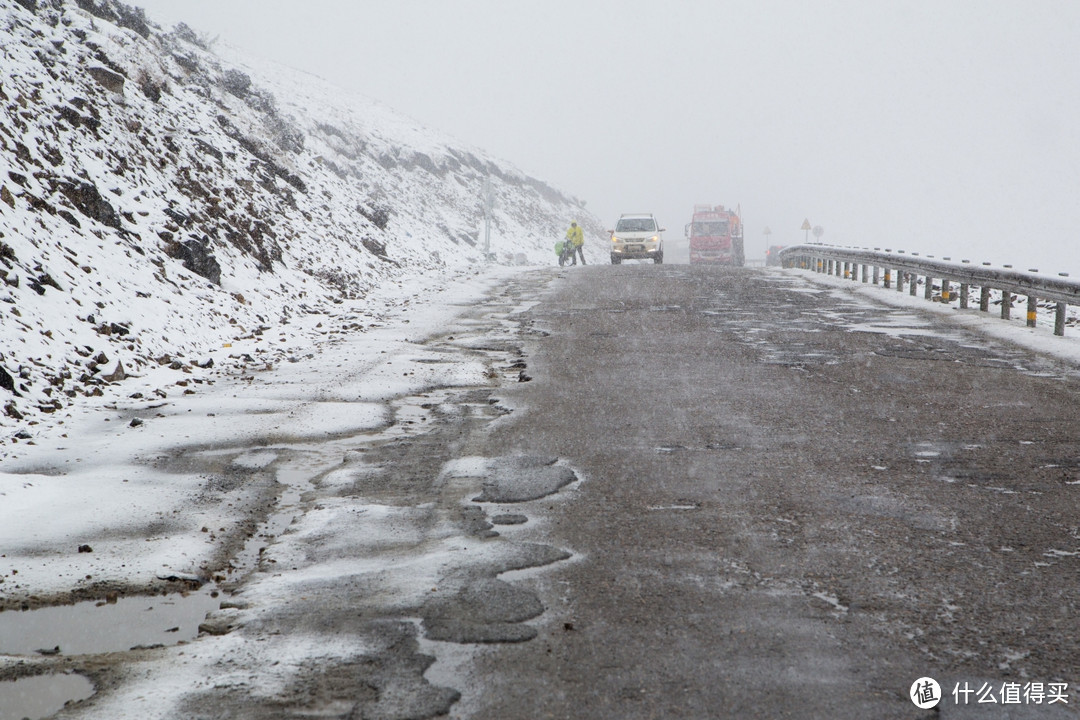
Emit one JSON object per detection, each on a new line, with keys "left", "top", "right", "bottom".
{"left": 0, "top": 0, "right": 601, "bottom": 434}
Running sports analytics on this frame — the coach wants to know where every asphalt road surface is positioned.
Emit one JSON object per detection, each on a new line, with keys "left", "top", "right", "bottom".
{"left": 20, "top": 263, "right": 1080, "bottom": 720}
{"left": 452, "top": 264, "right": 1080, "bottom": 719}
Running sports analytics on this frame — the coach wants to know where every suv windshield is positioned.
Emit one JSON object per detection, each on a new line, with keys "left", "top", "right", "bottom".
{"left": 616, "top": 218, "right": 656, "bottom": 233}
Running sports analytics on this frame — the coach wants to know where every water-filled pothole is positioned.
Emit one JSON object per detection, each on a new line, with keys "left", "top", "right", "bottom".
{"left": 0, "top": 673, "right": 94, "bottom": 720}
{"left": 0, "top": 590, "right": 221, "bottom": 656}
{"left": 0, "top": 450, "right": 321, "bottom": 661}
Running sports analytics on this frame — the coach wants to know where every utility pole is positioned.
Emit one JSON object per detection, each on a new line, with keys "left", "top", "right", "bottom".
{"left": 483, "top": 177, "right": 494, "bottom": 261}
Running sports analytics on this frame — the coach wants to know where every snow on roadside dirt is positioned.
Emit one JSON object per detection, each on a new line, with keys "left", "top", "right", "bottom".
{"left": 0, "top": 0, "right": 605, "bottom": 440}
{"left": 0, "top": 264, "right": 578, "bottom": 719}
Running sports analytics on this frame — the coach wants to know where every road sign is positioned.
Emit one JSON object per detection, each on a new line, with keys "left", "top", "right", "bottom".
{"left": 801, "top": 219, "right": 811, "bottom": 231}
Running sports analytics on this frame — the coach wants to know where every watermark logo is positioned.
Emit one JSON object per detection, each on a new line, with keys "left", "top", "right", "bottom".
{"left": 911, "top": 677, "right": 942, "bottom": 709}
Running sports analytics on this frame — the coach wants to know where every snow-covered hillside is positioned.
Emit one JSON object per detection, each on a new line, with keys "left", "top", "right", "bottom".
{"left": 0, "top": 0, "right": 601, "bottom": 432}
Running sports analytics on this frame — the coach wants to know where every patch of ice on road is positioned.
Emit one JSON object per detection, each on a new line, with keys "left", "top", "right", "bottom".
{"left": 246, "top": 536, "right": 478, "bottom": 612}
{"left": 812, "top": 592, "right": 849, "bottom": 614}
{"left": 1044, "top": 549, "right": 1080, "bottom": 558}
{"left": 78, "top": 632, "right": 371, "bottom": 720}
{"left": 142, "top": 401, "right": 389, "bottom": 448}
{"left": 232, "top": 451, "right": 279, "bottom": 469}
{"left": 442, "top": 456, "right": 492, "bottom": 478}
{"left": 274, "top": 501, "right": 441, "bottom": 559}
{"left": 0, "top": 464, "right": 241, "bottom": 596}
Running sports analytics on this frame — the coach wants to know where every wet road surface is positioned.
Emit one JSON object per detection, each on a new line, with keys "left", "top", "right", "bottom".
{"left": 458, "top": 264, "right": 1080, "bottom": 719}
{"left": 6, "top": 264, "right": 1080, "bottom": 719}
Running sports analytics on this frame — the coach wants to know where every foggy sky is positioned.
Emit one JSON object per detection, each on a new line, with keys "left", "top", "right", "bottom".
{"left": 133, "top": 0, "right": 1080, "bottom": 272}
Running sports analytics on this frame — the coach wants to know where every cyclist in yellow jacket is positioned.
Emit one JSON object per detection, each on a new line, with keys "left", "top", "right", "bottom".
{"left": 565, "top": 221, "right": 585, "bottom": 265}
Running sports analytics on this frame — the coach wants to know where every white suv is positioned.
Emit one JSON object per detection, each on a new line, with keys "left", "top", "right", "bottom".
{"left": 609, "top": 214, "right": 665, "bottom": 264}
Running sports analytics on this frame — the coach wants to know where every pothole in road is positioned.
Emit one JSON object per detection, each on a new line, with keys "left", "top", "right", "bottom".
{"left": 0, "top": 673, "right": 95, "bottom": 720}
{"left": 0, "top": 590, "right": 221, "bottom": 656}
{"left": 0, "top": 455, "right": 315, "bottom": 662}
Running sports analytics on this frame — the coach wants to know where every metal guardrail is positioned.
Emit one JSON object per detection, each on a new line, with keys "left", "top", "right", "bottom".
{"left": 777, "top": 244, "right": 1080, "bottom": 336}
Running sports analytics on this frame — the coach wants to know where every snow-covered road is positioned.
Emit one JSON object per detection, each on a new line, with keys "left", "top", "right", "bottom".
{"left": 1, "top": 264, "right": 578, "bottom": 720}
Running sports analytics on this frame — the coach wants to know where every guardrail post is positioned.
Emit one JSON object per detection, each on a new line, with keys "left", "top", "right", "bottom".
{"left": 779, "top": 247, "right": 1075, "bottom": 339}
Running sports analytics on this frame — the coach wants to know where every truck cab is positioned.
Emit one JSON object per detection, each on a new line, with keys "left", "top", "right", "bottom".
{"left": 686, "top": 204, "right": 744, "bottom": 266}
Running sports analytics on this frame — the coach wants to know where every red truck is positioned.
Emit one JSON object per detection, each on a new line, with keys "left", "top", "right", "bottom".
{"left": 685, "top": 204, "right": 744, "bottom": 266}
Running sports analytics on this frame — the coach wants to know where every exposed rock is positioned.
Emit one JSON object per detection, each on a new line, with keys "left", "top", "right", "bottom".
{"left": 86, "top": 64, "right": 126, "bottom": 95}
{"left": 198, "top": 615, "right": 235, "bottom": 636}
{"left": 166, "top": 237, "right": 222, "bottom": 285}
{"left": 359, "top": 202, "right": 391, "bottom": 231}
{"left": 101, "top": 361, "right": 126, "bottom": 382}
{"left": 362, "top": 237, "right": 391, "bottom": 261}
{"left": 0, "top": 366, "right": 14, "bottom": 394}
{"left": 56, "top": 179, "right": 122, "bottom": 229}
{"left": 36, "top": 273, "right": 61, "bottom": 291}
